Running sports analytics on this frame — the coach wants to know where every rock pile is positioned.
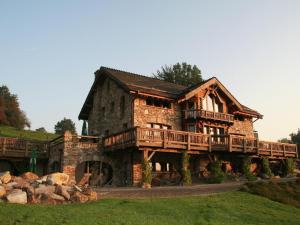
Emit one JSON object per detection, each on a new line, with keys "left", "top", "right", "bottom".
{"left": 0, "top": 171, "right": 98, "bottom": 204}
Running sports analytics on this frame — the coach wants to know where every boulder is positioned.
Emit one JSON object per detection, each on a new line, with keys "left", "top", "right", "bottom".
{"left": 0, "top": 171, "right": 11, "bottom": 184}
{"left": 21, "top": 172, "right": 39, "bottom": 181}
{"left": 5, "top": 182, "right": 19, "bottom": 191}
{"left": 0, "top": 186, "right": 6, "bottom": 198}
{"left": 84, "top": 188, "right": 97, "bottom": 201}
{"left": 35, "top": 185, "right": 55, "bottom": 195}
{"left": 6, "top": 191, "right": 27, "bottom": 204}
{"left": 71, "top": 191, "right": 89, "bottom": 203}
{"left": 46, "top": 173, "right": 69, "bottom": 185}
{"left": 13, "top": 177, "right": 30, "bottom": 189}
{"left": 55, "top": 185, "right": 70, "bottom": 200}
{"left": 49, "top": 193, "right": 65, "bottom": 202}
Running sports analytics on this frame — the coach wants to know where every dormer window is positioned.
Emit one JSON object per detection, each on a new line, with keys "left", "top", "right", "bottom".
{"left": 146, "top": 97, "right": 171, "bottom": 109}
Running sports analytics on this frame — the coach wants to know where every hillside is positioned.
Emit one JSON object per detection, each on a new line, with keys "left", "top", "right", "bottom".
{"left": 0, "top": 191, "right": 299, "bottom": 225}
{"left": 0, "top": 125, "right": 58, "bottom": 142}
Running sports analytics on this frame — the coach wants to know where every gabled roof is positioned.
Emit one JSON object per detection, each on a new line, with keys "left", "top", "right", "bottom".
{"left": 79, "top": 67, "right": 262, "bottom": 120}
{"left": 178, "top": 77, "right": 243, "bottom": 110}
{"left": 78, "top": 67, "right": 186, "bottom": 120}
{"left": 104, "top": 67, "right": 186, "bottom": 98}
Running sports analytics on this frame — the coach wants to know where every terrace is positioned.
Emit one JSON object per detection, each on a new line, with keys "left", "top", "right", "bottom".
{"left": 103, "top": 127, "right": 298, "bottom": 158}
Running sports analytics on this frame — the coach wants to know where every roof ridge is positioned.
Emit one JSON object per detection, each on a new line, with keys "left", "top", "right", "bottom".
{"left": 100, "top": 66, "right": 187, "bottom": 88}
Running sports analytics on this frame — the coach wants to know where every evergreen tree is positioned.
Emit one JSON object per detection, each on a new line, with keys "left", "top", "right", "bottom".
{"left": 81, "top": 120, "right": 88, "bottom": 136}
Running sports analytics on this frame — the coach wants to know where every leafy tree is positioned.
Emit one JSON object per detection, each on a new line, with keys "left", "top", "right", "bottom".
{"left": 35, "top": 127, "right": 47, "bottom": 133}
{"left": 153, "top": 62, "right": 204, "bottom": 87}
{"left": 278, "top": 138, "right": 293, "bottom": 144}
{"left": 0, "top": 85, "right": 30, "bottom": 129}
{"left": 54, "top": 118, "right": 77, "bottom": 135}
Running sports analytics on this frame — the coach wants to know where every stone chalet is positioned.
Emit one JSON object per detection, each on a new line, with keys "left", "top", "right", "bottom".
{"left": 0, "top": 67, "right": 297, "bottom": 186}
{"left": 76, "top": 67, "right": 298, "bottom": 186}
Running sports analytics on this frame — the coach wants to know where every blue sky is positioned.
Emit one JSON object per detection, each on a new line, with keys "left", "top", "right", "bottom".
{"left": 0, "top": 1, "right": 299, "bottom": 141}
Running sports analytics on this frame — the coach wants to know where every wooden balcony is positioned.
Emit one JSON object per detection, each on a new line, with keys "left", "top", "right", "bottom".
{"left": 0, "top": 137, "right": 49, "bottom": 158}
{"left": 0, "top": 135, "right": 100, "bottom": 159}
{"left": 103, "top": 127, "right": 298, "bottom": 158}
{"left": 183, "top": 109, "right": 234, "bottom": 123}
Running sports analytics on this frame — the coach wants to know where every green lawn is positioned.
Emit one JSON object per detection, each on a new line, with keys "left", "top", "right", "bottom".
{"left": 0, "top": 125, "right": 58, "bottom": 141}
{"left": 0, "top": 192, "right": 299, "bottom": 225}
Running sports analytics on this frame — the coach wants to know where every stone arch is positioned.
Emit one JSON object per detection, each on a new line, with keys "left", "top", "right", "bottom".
{"left": 75, "top": 152, "right": 114, "bottom": 186}
{"left": 0, "top": 159, "right": 18, "bottom": 175}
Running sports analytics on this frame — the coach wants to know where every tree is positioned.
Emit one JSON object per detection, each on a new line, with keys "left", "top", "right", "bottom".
{"left": 81, "top": 120, "right": 88, "bottom": 136}
{"left": 153, "top": 62, "right": 204, "bottom": 87}
{"left": 35, "top": 127, "right": 47, "bottom": 133}
{"left": 278, "top": 138, "right": 293, "bottom": 144}
{"left": 290, "top": 129, "right": 300, "bottom": 144}
{"left": 54, "top": 118, "right": 77, "bottom": 135}
{"left": 0, "top": 85, "right": 30, "bottom": 129}
{"left": 290, "top": 129, "right": 300, "bottom": 154}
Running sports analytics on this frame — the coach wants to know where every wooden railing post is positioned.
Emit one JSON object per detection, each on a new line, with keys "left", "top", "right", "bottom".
{"left": 283, "top": 144, "right": 286, "bottom": 157}
{"left": 270, "top": 143, "right": 273, "bottom": 157}
{"left": 187, "top": 133, "right": 190, "bottom": 151}
{"left": 208, "top": 135, "right": 212, "bottom": 152}
{"left": 243, "top": 138, "right": 246, "bottom": 153}
{"left": 163, "top": 130, "right": 167, "bottom": 148}
{"left": 228, "top": 135, "right": 232, "bottom": 152}
{"left": 2, "top": 138, "right": 6, "bottom": 156}
{"left": 25, "top": 141, "right": 29, "bottom": 157}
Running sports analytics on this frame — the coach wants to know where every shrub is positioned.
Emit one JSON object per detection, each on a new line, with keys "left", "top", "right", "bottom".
{"left": 182, "top": 151, "right": 192, "bottom": 185}
{"left": 284, "top": 158, "right": 295, "bottom": 176}
{"left": 262, "top": 157, "right": 273, "bottom": 177}
{"left": 209, "top": 160, "right": 226, "bottom": 183}
{"left": 142, "top": 159, "right": 152, "bottom": 185}
{"left": 242, "top": 156, "right": 257, "bottom": 181}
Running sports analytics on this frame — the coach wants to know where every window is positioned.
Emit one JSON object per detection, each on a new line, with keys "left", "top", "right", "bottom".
{"left": 146, "top": 97, "right": 171, "bottom": 109}
{"left": 110, "top": 101, "right": 115, "bottom": 113}
{"left": 202, "top": 94, "right": 224, "bottom": 113}
{"left": 120, "top": 96, "right": 125, "bottom": 118}
{"left": 146, "top": 123, "right": 171, "bottom": 129}
{"left": 187, "top": 124, "right": 196, "bottom": 132}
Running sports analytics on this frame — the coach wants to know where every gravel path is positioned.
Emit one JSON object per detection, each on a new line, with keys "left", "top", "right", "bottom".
{"left": 96, "top": 181, "right": 244, "bottom": 199}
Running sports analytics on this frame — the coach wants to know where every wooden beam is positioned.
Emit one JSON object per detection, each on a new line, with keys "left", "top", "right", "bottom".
{"left": 148, "top": 151, "right": 156, "bottom": 161}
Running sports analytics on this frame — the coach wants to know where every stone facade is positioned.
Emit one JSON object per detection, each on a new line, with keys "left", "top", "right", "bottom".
{"left": 88, "top": 77, "right": 133, "bottom": 138}
{"left": 228, "top": 118, "right": 254, "bottom": 138}
{"left": 133, "top": 98, "right": 182, "bottom": 130}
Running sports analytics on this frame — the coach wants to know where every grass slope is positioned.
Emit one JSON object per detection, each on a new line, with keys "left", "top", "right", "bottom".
{"left": 242, "top": 178, "right": 300, "bottom": 208}
{"left": 0, "top": 192, "right": 299, "bottom": 225}
{"left": 0, "top": 125, "right": 58, "bottom": 141}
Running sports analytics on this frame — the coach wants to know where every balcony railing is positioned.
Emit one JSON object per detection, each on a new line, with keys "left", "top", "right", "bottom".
{"left": 0, "top": 137, "right": 49, "bottom": 158}
{"left": 103, "top": 127, "right": 298, "bottom": 158}
{"left": 183, "top": 109, "right": 234, "bottom": 123}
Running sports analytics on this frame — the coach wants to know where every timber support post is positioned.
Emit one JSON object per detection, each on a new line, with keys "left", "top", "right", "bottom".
{"left": 228, "top": 135, "right": 232, "bottom": 152}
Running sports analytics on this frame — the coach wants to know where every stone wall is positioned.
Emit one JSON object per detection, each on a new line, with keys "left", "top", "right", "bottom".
{"left": 228, "top": 118, "right": 254, "bottom": 138}
{"left": 88, "top": 77, "right": 133, "bottom": 137}
{"left": 133, "top": 98, "right": 182, "bottom": 130}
